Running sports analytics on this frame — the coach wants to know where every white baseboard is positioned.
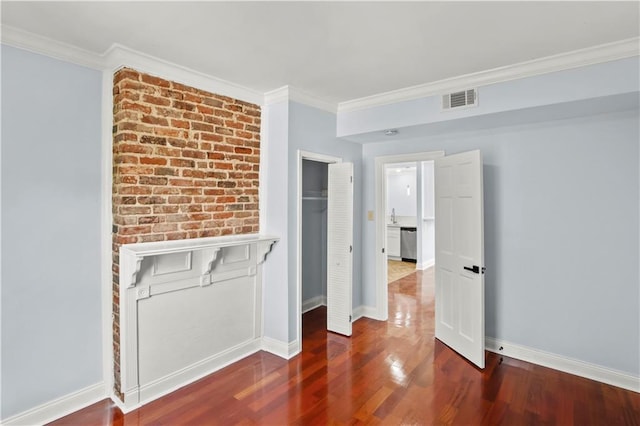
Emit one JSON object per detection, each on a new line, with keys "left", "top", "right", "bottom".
{"left": 117, "top": 338, "right": 262, "bottom": 413}
{"left": 416, "top": 259, "right": 435, "bottom": 270}
{"left": 352, "top": 305, "right": 382, "bottom": 322}
{"left": 2, "top": 382, "right": 106, "bottom": 426}
{"left": 302, "top": 295, "right": 326, "bottom": 313}
{"left": 262, "top": 336, "right": 300, "bottom": 360}
{"left": 486, "top": 337, "right": 640, "bottom": 393}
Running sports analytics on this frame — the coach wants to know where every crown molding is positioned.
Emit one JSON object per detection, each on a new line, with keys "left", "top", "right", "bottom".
{"left": 263, "top": 85, "right": 337, "bottom": 113}
{"left": 1, "top": 26, "right": 264, "bottom": 105}
{"left": 1, "top": 25, "right": 105, "bottom": 70}
{"left": 337, "top": 37, "right": 640, "bottom": 113}
{"left": 103, "top": 44, "right": 263, "bottom": 105}
{"left": 264, "top": 86, "right": 290, "bottom": 105}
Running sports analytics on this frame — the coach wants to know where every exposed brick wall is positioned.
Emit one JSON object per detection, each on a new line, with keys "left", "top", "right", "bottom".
{"left": 111, "top": 67, "right": 261, "bottom": 399}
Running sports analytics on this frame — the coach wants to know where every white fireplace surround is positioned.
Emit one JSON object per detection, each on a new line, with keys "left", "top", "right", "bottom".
{"left": 119, "top": 234, "right": 278, "bottom": 409}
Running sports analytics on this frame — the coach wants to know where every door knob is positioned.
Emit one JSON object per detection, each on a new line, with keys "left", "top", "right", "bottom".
{"left": 463, "top": 265, "right": 486, "bottom": 274}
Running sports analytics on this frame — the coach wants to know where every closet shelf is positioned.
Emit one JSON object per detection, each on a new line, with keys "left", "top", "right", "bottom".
{"left": 302, "top": 196, "right": 327, "bottom": 201}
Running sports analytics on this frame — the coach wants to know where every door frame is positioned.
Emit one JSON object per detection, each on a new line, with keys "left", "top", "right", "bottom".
{"left": 374, "top": 151, "right": 445, "bottom": 320}
{"left": 297, "top": 150, "right": 342, "bottom": 349}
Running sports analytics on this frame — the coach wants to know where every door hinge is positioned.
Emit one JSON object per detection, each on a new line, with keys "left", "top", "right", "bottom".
{"left": 349, "top": 315, "right": 352, "bottom": 322}
{"left": 382, "top": 248, "right": 385, "bottom": 254}
{"left": 350, "top": 176, "right": 353, "bottom": 183}
{"left": 349, "top": 245, "right": 353, "bottom": 253}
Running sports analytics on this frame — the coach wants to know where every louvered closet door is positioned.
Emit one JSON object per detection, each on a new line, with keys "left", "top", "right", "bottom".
{"left": 327, "top": 162, "right": 354, "bottom": 336}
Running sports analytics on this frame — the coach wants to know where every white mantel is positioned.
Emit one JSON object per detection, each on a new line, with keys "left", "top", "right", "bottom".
{"left": 118, "top": 234, "right": 278, "bottom": 410}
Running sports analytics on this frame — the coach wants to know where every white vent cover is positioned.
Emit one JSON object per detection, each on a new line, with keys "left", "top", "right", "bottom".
{"left": 442, "top": 89, "right": 477, "bottom": 110}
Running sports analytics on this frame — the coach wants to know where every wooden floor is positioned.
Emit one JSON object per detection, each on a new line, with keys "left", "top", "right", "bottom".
{"left": 50, "top": 270, "right": 639, "bottom": 425}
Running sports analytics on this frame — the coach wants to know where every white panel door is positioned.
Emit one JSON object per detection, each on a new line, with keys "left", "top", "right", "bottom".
{"left": 327, "top": 162, "right": 354, "bottom": 336}
{"left": 434, "top": 150, "right": 485, "bottom": 368}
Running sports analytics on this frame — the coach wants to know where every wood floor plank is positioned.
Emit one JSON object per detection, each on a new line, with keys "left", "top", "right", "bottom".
{"left": 48, "top": 269, "right": 640, "bottom": 425}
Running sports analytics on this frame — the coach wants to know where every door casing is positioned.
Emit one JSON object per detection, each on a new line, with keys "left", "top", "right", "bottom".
{"left": 373, "top": 151, "right": 445, "bottom": 321}
{"left": 297, "top": 150, "right": 342, "bottom": 350}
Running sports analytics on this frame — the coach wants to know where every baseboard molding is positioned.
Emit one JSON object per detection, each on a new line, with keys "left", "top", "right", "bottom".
{"left": 302, "top": 295, "right": 326, "bottom": 313}
{"left": 2, "top": 382, "right": 106, "bottom": 426}
{"left": 262, "top": 336, "right": 300, "bottom": 360}
{"left": 416, "top": 259, "right": 435, "bottom": 270}
{"left": 117, "top": 338, "right": 262, "bottom": 413}
{"left": 486, "top": 337, "right": 640, "bottom": 393}
{"left": 353, "top": 305, "right": 382, "bottom": 322}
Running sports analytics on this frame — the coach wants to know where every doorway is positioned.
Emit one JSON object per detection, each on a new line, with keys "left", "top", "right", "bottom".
{"left": 374, "top": 151, "right": 444, "bottom": 321}
{"left": 296, "top": 151, "right": 342, "bottom": 350}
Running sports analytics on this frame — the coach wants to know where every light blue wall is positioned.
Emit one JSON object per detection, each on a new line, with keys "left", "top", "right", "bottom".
{"left": 262, "top": 101, "right": 290, "bottom": 343}
{"left": 338, "top": 57, "right": 640, "bottom": 140}
{"left": 361, "top": 110, "right": 640, "bottom": 375}
{"left": 1, "top": 45, "right": 103, "bottom": 418}
{"left": 289, "top": 101, "right": 363, "bottom": 339}
{"left": 262, "top": 100, "right": 363, "bottom": 343}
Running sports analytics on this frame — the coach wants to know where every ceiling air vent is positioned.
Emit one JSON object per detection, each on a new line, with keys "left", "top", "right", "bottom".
{"left": 442, "top": 89, "right": 477, "bottom": 110}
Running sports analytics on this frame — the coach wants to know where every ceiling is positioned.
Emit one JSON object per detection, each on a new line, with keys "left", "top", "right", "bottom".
{"left": 2, "top": 1, "right": 639, "bottom": 104}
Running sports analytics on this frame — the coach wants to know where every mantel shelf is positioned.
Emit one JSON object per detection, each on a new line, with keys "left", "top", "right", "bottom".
{"left": 120, "top": 234, "right": 279, "bottom": 289}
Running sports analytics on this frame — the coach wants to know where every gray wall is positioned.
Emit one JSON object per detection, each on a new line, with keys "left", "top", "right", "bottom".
{"left": 1, "top": 45, "right": 103, "bottom": 418}
{"left": 362, "top": 110, "right": 640, "bottom": 375}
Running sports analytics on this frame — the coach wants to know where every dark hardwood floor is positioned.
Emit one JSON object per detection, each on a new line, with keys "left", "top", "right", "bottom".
{"left": 50, "top": 269, "right": 640, "bottom": 425}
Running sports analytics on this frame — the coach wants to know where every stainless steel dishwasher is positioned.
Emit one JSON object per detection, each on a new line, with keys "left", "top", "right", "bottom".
{"left": 400, "top": 227, "right": 417, "bottom": 262}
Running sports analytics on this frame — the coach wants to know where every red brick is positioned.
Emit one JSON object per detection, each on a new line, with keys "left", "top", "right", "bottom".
{"left": 169, "top": 178, "right": 194, "bottom": 186}
{"left": 114, "top": 68, "right": 140, "bottom": 84}
{"left": 118, "top": 143, "right": 152, "bottom": 154}
{"left": 141, "top": 74, "right": 170, "bottom": 88}
{"left": 191, "top": 122, "right": 214, "bottom": 132}
{"left": 168, "top": 196, "right": 192, "bottom": 204}
{"left": 140, "top": 157, "right": 167, "bottom": 165}
{"left": 139, "top": 176, "right": 168, "bottom": 185}
{"left": 154, "top": 128, "right": 182, "bottom": 138}
{"left": 114, "top": 155, "right": 138, "bottom": 164}
{"left": 137, "top": 196, "right": 166, "bottom": 205}
{"left": 179, "top": 204, "right": 202, "bottom": 212}
{"left": 153, "top": 187, "right": 180, "bottom": 195}
{"left": 121, "top": 101, "right": 151, "bottom": 114}
{"left": 170, "top": 158, "right": 195, "bottom": 168}
{"left": 114, "top": 133, "right": 138, "bottom": 143}
{"left": 119, "top": 225, "right": 152, "bottom": 235}
{"left": 154, "top": 167, "right": 177, "bottom": 176}
{"left": 182, "top": 150, "right": 206, "bottom": 159}
{"left": 171, "top": 119, "right": 190, "bottom": 129}
{"left": 140, "top": 135, "right": 167, "bottom": 145}
{"left": 166, "top": 232, "right": 188, "bottom": 240}
{"left": 142, "top": 94, "right": 171, "bottom": 106}
{"left": 183, "top": 93, "right": 202, "bottom": 103}
{"left": 118, "top": 206, "right": 152, "bottom": 215}
{"left": 203, "top": 97, "right": 224, "bottom": 108}
{"left": 153, "top": 223, "right": 178, "bottom": 232}
{"left": 139, "top": 216, "right": 160, "bottom": 224}
{"left": 141, "top": 115, "right": 169, "bottom": 126}
{"left": 119, "top": 185, "right": 152, "bottom": 195}
{"left": 200, "top": 132, "right": 224, "bottom": 142}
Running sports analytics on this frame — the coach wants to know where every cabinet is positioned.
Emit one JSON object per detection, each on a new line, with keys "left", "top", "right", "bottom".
{"left": 387, "top": 226, "right": 401, "bottom": 258}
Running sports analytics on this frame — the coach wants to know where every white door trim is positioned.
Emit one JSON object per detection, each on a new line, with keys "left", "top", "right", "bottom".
{"left": 101, "top": 69, "right": 115, "bottom": 400}
{"left": 296, "top": 151, "right": 342, "bottom": 349}
{"left": 374, "top": 151, "right": 445, "bottom": 321}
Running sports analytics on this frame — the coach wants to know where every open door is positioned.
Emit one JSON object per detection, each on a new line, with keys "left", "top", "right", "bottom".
{"left": 327, "top": 162, "right": 353, "bottom": 336}
{"left": 434, "top": 150, "right": 485, "bottom": 368}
